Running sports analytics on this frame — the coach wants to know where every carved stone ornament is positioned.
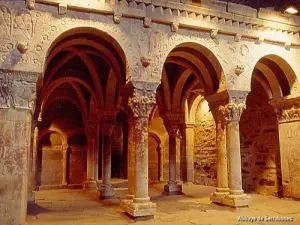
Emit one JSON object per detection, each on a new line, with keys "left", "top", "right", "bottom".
{"left": 235, "top": 65, "right": 244, "bottom": 76}
{"left": 226, "top": 100, "right": 246, "bottom": 122}
{"left": 59, "top": 3, "right": 68, "bottom": 15}
{"left": 0, "top": 72, "right": 37, "bottom": 111}
{"left": 140, "top": 55, "right": 151, "bottom": 67}
{"left": 275, "top": 105, "right": 300, "bottom": 123}
{"left": 17, "top": 42, "right": 28, "bottom": 54}
{"left": 100, "top": 118, "right": 115, "bottom": 135}
{"left": 234, "top": 33, "right": 242, "bottom": 42}
{"left": 143, "top": 17, "right": 151, "bottom": 28}
{"left": 26, "top": 0, "right": 35, "bottom": 10}
{"left": 171, "top": 22, "right": 179, "bottom": 32}
{"left": 113, "top": 12, "right": 122, "bottom": 24}
{"left": 128, "top": 88, "right": 156, "bottom": 118}
{"left": 210, "top": 29, "right": 218, "bottom": 39}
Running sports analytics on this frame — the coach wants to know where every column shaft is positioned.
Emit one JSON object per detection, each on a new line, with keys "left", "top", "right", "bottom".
{"left": 62, "top": 146, "right": 68, "bottom": 186}
{"left": 227, "top": 121, "right": 243, "bottom": 193}
{"left": 126, "top": 119, "right": 135, "bottom": 199}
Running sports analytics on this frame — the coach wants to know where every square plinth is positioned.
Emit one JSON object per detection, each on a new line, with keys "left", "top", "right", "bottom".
{"left": 221, "top": 194, "right": 252, "bottom": 207}
{"left": 164, "top": 183, "right": 183, "bottom": 195}
{"left": 121, "top": 200, "right": 156, "bottom": 217}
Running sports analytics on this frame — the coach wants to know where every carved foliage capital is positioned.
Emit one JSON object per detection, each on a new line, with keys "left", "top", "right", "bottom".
{"left": 211, "top": 100, "right": 246, "bottom": 123}
{"left": 129, "top": 88, "right": 156, "bottom": 119}
{"left": 274, "top": 105, "right": 300, "bottom": 123}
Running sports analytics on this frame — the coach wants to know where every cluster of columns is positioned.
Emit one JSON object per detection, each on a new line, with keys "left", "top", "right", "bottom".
{"left": 208, "top": 92, "right": 252, "bottom": 207}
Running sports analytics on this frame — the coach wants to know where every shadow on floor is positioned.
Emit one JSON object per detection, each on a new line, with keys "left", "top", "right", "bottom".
{"left": 27, "top": 202, "right": 51, "bottom": 216}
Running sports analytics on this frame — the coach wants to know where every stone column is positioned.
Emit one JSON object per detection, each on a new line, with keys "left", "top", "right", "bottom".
{"left": 28, "top": 122, "right": 38, "bottom": 202}
{"left": 84, "top": 122, "right": 98, "bottom": 189}
{"left": 157, "top": 145, "right": 164, "bottom": 181}
{"left": 121, "top": 82, "right": 157, "bottom": 217}
{"left": 210, "top": 104, "right": 230, "bottom": 203}
{"left": 222, "top": 100, "right": 251, "bottom": 207}
{"left": 99, "top": 114, "right": 116, "bottom": 199}
{"left": 126, "top": 118, "right": 135, "bottom": 200}
{"left": 61, "top": 144, "right": 69, "bottom": 187}
{"left": 0, "top": 71, "right": 38, "bottom": 225}
{"left": 184, "top": 123, "right": 195, "bottom": 183}
{"left": 164, "top": 123, "right": 182, "bottom": 195}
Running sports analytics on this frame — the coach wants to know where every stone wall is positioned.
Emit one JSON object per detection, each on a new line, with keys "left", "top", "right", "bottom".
{"left": 40, "top": 146, "right": 63, "bottom": 187}
{"left": 240, "top": 81, "right": 282, "bottom": 196}
{"left": 194, "top": 103, "right": 217, "bottom": 186}
{"left": 68, "top": 147, "right": 86, "bottom": 186}
{"left": 278, "top": 121, "right": 300, "bottom": 199}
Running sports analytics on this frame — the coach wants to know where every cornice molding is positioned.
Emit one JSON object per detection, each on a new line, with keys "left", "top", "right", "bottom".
{"left": 35, "top": 0, "right": 300, "bottom": 46}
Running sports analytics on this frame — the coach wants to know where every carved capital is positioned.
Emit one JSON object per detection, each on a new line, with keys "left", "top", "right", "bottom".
{"left": 274, "top": 105, "right": 300, "bottom": 123}
{"left": 0, "top": 71, "right": 37, "bottom": 112}
{"left": 235, "top": 65, "right": 244, "bottom": 76}
{"left": 100, "top": 114, "right": 116, "bottom": 135}
{"left": 162, "top": 111, "right": 183, "bottom": 136}
{"left": 129, "top": 87, "right": 156, "bottom": 119}
{"left": 225, "top": 100, "right": 246, "bottom": 122}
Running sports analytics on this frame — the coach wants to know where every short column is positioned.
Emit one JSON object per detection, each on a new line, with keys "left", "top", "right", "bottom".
{"left": 100, "top": 116, "right": 115, "bottom": 199}
{"left": 164, "top": 123, "right": 182, "bottom": 195}
{"left": 84, "top": 122, "right": 98, "bottom": 189}
{"left": 61, "top": 145, "right": 68, "bottom": 187}
{"left": 209, "top": 104, "right": 230, "bottom": 203}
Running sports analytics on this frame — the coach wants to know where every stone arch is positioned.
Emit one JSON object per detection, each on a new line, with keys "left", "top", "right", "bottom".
{"left": 252, "top": 54, "right": 298, "bottom": 98}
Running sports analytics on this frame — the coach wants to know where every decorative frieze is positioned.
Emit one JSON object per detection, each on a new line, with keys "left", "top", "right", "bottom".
{"left": 0, "top": 71, "right": 37, "bottom": 111}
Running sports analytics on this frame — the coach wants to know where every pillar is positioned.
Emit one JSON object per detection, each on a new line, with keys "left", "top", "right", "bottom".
{"left": 100, "top": 115, "right": 116, "bottom": 199}
{"left": 61, "top": 144, "right": 69, "bottom": 186}
{"left": 210, "top": 104, "right": 230, "bottom": 203}
{"left": 163, "top": 112, "right": 183, "bottom": 195}
{"left": 157, "top": 145, "right": 164, "bottom": 181}
{"left": 126, "top": 118, "right": 135, "bottom": 200}
{"left": 121, "top": 82, "right": 157, "bottom": 217}
{"left": 28, "top": 123, "right": 38, "bottom": 202}
{"left": 84, "top": 121, "right": 98, "bottom": 189}
{"left": 0, "top": 71, "right": 38, "bottom": 225}
{"left": 184, "top": 123, "right": 195, "bottom": 183}
{"left": 222, "top": 100, "right": 252, "bottom": 207}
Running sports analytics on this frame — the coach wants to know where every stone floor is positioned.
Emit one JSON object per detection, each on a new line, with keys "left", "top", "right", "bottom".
{"left": 26, "top": 183, "right": 300, "bottom": 225}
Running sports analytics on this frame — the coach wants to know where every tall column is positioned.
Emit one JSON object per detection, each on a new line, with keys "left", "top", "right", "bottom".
{"left": 210, "top": 104, "right": 230, "bottom": 203}
{"left": 222, "top": 100, "right": 252, "bottom": 207}
{"left": 61, "top": 144, "right": 69, "bottom": 186}
{"left": 121, "top": 82, "right": 157, "bottom": 218}
{"left": 126, "top": 118, "right": 135, "bottom": 200}
{"left": 184, "top": 123, "right": 195, "bottom": 183}
{"left": 84, "top": 121, "right": 98, "bottom": 189}
{"left": 99, "top": 115, "right": 116, "bottom": 199}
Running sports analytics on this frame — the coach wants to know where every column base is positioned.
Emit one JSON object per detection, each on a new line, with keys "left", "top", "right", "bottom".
{"left": 121, "top": 198, "right": 156, "bottom": 217}
{"left": 100, "top": 185, "right": 115, "bottom": 199}
{"left": 27, "top": 191, "right": 35, "bottom": 202}
{"left": 164, "top": 182, "right": 183, "bottom": 195}
{"left": 210, "top": 188, "right": 230, "bottom": 204}
{"left": 83, "top": 180, "right": 97, "bottom": 189}
{"left": 221, "top": 193, "right": 252, "bottom": 207}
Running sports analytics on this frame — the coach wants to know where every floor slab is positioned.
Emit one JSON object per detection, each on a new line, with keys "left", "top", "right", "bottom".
{"left": 26, "top": 183, "right": 300, "bottom": 225}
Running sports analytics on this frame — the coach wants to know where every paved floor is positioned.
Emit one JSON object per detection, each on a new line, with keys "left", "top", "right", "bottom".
{"left": 26, "top": 183, "right": 300, "bottom": 225}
